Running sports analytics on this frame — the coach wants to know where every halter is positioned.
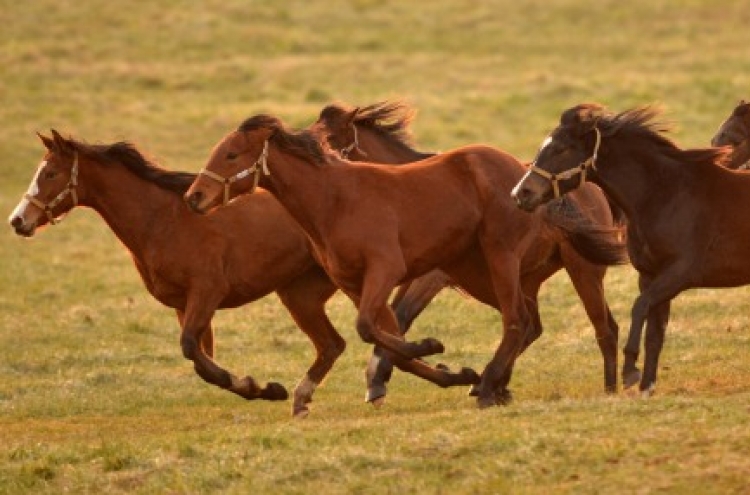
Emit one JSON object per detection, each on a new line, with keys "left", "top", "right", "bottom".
{"left": 527, "top": 126, "right": 602, "bottom": 198}
{"left": 198, "top": 140, "right": 270, "bottom": 205}
{"left": 339, "top": 123, "right": 364, "bottom": 159}
{"left": 25, "top": 152, "right": 79, "bottom": 225}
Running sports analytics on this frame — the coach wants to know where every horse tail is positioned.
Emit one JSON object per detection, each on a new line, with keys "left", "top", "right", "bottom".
{"left": 543, "top": 198, "right": 629, "bottom": 266}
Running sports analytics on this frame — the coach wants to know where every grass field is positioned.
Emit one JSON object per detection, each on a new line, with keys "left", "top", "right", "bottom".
{"left": 2, "top": 1, "right": 750, "bottom": 493}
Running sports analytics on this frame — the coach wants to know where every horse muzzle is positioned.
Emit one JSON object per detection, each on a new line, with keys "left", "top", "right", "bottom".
{"left": 9, "top": 215, "right": 37, "bottom": 237}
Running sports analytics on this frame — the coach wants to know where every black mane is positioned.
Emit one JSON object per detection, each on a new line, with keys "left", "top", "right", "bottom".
{"left": 71, "top": 140, "right": 196, "bottom": 195}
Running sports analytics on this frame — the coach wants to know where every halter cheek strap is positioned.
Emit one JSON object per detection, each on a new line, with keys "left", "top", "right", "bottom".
{"left": 339, "top": 123, "right": 365, "bottom": 159}
{"left": 198, "top": 140, "right": 270, "bottom": 205}
{"left": 528, "top": 126, "right": 601, "bottom": 198}
{"left": 25, "top": 152, "right": 79, "bottom": 225}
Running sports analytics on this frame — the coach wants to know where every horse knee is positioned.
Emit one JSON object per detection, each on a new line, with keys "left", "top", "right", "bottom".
{"left": 356, "top": 318, "right": 375, "bottom": 344}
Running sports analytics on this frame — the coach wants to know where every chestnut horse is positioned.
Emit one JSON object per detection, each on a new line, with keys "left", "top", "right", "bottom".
{"left": 712, "top": 100, "right": 750, "bottom": 169}
{"left": 512, "top": 103, "right": 736, "bottom": 396}
{"left": 8, "top": 130, "right": 346, "bottom": 417}
{"left": 311, "top": 101, "right": 626, "bottom": 401}
{"left": 185, "top": 115, "right": 627, "bottom": 407}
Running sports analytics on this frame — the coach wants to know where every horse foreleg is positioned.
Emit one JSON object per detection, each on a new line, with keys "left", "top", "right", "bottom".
{"left": 353, "top": 265, "right": 444, "bottom": 360}
{"left": 177, "top": 303, "right": 288, "bottom": 403}
{"left": 365, "top": 270, "right": 452, "bottom": 405}
{"left": 277, "top": 269, "right": 345, "bottom": 418}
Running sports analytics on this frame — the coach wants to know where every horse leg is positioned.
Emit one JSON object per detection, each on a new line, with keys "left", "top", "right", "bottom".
{"left": 475, "top": 253, "right": 532, "bottom": 408}
{"left": 276, "top": 268, "right": 346, "bottom": 418}
{"left": 562, "top": 256, "right": 619, "bottom": 393}
{"left": 353, "top": 264, "right": 444, "bottom": 360}
{"left": 622, "top": 265, "right": 689, "bottom": 390}
{"left": 640, "top": 300, "right": 671, "bottom": 397}
{"left": 178, "top": 300, "right": 288, "bottom": 402}
{"left": 365, "top": 270, "right": 451, "bottom": 405}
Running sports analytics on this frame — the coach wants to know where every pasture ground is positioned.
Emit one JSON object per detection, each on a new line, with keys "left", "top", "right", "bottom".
{"left": 1, "top": 1, "right": 749, "bottom": 493}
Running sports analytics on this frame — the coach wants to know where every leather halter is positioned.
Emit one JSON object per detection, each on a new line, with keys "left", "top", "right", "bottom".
{"left": 527, "top": 127, "right": 601, "bottom": 198}
{"left": 25, "top": 152, "right": 79, "bottom": 225}
{"left": 198, "top": 140, "right": 270, "bottom": 205}
{"left": 339, "top": 123, "right": 364, "bottom": 159}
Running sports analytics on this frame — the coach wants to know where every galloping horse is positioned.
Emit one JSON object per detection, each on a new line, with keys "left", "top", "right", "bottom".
{"left": 185, "top": 114, "right": 627, "bottom": 407}
{"left": 9, "top": 130, "right": 347, "bottom": 417}
{"left": 712, "top": 100, "right": 750, "bottom": 169}
{"left": 512, "top": 103, "right": 736, "bottom": 396}
{"left": 311, "top": 101, "right": 627, "bottom": 401}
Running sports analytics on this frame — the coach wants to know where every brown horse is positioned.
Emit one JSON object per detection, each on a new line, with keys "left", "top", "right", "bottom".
{"left": 512, "top": 103, "right": 736, "bottom": 396}
{"left": 185, "top": 114, "right": 627, "bottom": 407}
{"left": 712, "top": 100, "right": 750, "bottom": 169}
{"left": 311, "top": 101, "right": 627, "bottom": 402}
{"left": 8, "top": 130, "right": 347, "bottom": 417}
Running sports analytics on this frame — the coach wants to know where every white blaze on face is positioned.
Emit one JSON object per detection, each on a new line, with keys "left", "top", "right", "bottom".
{"left": 511, "top": 136, "right": 554, "bottom": 199}
{"left": 8, "top": 161, "right": 46, "bottom": 224}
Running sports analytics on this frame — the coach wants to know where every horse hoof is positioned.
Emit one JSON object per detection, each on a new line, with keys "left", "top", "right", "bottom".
{"left": 366, "top": 385, "right": 387, "bottom": 404}
{"left": 476, "top": 395, "right": 497, "bottom": 409}
{"left": 436, "top": 363, "right": 450, "bottom": 371}
{"left": 423, "top": 337, "right": 445, "bottom": 355}
{"left": 460, "top": 367, "right": 481, "bottom": 384}
{"left": 495, "top": 389, "right": 513, "bottom": 406}
{"left": 468, "top": 384, "right": 480, "bottom": 397}
{"left": 292, "top": 406, "right": 310, "bottom": 419}
{"left": 263, "top": 382, "right": 289, "bottom": 401}
{"left": 640, "top": 382, "right": 656, "bottom": 399}
{"left": 622, "top": 369, "right": 641, "bottom": 389}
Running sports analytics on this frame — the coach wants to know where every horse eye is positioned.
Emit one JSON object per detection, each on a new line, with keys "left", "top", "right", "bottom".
{"left": 43, "top": 170, "right": 58, "bottom": 180}
{"left": 226, "top": 152, "right": 238, "bottom": 160}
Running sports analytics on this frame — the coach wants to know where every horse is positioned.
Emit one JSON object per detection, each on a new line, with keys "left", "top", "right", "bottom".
{"left": 310, "top": 100, "right": 627, "bottom": 402}
{"left": 511, "top": 103, "right": 736, "bottom": 396}
{"left": 185, "top": 114, "right": 627, "bottom": 407}
{"left": 8, "top": 130, "right": 347, "bottom": 417}
{"left": 712, "top": 100, "right": 750, "bottom": 170}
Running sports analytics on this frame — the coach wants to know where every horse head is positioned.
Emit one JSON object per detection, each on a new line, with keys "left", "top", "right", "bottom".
{"left": 512, "top": 103, "right": 608, "bottom": 211}
{"left": 712, "top": 100, "right": 750, "bottom": 170}
{"left": 8, "top": 130, "right": 80, "bottom": 237}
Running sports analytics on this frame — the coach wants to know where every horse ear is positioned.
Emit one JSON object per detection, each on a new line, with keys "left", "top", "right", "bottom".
{"left": 37, "top": 132, "right": 55, "bottom": 151}
{"left": 50, "top": 129, "right": 74, "bottom": 154}
{"left": 346, "top": 107, "right": 361, "bottom": 127}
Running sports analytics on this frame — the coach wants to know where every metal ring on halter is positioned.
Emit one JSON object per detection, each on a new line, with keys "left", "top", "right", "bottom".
{"left": 198, "top": 141, "right": 270, "bottom": 205}
{"left": 26, "top": 152, "right": 79, "bottom": 225}
{"left": 528, "top": 127, "right": 601, "bottom": 198}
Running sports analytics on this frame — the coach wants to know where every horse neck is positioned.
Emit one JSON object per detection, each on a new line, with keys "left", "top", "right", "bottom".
{"left": 78, "top": 160, "right": 181, "bottom": 257}
{"left": 260, "top": 146, "right": 335, "bottom": 247}
{"left": 594, "top": 143, "right": 685, "bottom": 223}
{"left": 353, "top": 125, "right": 433, "bottom": 165}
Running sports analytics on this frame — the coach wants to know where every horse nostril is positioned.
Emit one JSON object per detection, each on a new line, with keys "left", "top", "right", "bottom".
{"left": 186, "top": 191, "right": 204, "bottom": 212}
{"left": 10, "top": 216, "right": 23, "bottom": 229}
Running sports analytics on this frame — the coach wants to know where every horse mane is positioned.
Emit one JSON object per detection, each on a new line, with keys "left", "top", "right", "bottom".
{"left": 576, "top": 104, "right": 731, "bottom": 169}
{"left": 70, "top": 139, "right": 196, "bottom": 195}
{"left": 238, "top": 114, "right": 325, "bottom": 164}
{"left": 731, "top": 99, "right": 750, "bottom": 118}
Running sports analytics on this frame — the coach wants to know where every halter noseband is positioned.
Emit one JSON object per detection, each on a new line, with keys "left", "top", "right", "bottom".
{"left": 528, "top": 126, "right": 601, "bottom": 198}
{"left": 198, "top": 140, "right": 270, "bottom": 205}
{"left": 25, "top": 152, "right": 79, "bottom": 225}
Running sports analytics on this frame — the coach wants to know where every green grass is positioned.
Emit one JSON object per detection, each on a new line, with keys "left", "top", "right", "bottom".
{"left": 2, "top": 0, "right": 750, "bottom": 493}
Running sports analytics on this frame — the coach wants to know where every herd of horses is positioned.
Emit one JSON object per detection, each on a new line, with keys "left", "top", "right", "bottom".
{"left": 8, "top": 99, "right": 749, "bottom": 416}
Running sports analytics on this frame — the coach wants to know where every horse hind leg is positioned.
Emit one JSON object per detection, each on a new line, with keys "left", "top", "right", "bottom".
{"left": 277, "top": 270, "right": 345, "bottom": 418}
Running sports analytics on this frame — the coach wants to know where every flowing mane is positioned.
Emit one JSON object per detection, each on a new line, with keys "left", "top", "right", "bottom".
{"left": 238, "top": 114, "right": 325, "bottom": 164}
{"left": 70, "top": 139, "right": 196, "bottom": 195}
{"left": 570, "top": 104, "right": 730, "bottom": 169}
